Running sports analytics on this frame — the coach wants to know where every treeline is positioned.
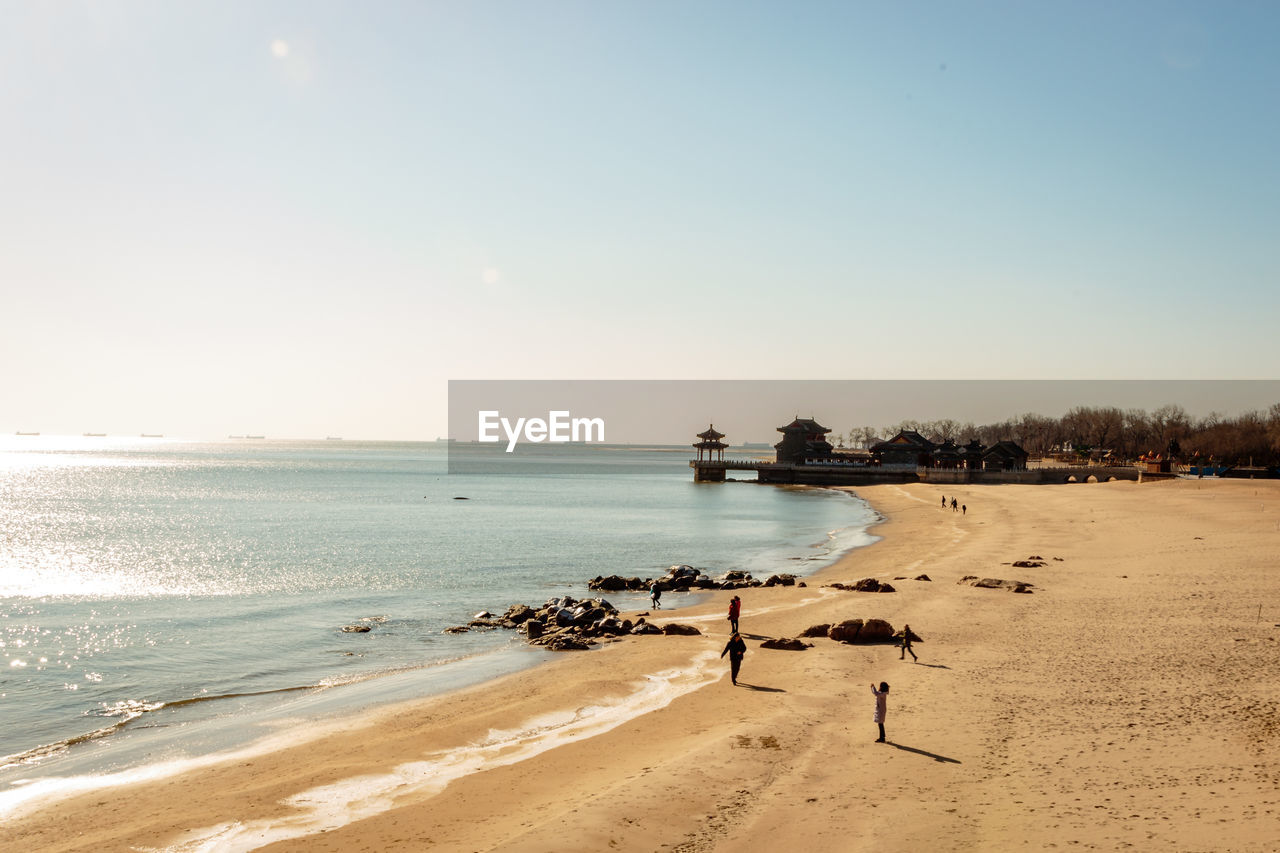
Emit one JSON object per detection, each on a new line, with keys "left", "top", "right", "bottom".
{"left": 841, "top": 403, "right": 1280, "bottom": 465}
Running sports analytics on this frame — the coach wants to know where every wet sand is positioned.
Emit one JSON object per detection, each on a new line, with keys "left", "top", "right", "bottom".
{"left": 4, "top": 479, "right": 1278, "bottom": 852}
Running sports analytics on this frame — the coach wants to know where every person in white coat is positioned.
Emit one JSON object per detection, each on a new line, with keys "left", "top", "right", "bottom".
{"left": 871, "top": 682, "right": 889, "bottom": 743}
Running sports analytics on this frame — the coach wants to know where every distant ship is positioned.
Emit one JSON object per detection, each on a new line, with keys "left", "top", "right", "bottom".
{"left": 228, "top": 435, "right": 265, "bottom": 439}
{"left": 741, "top": 442, "right": 771, "bottom": 449}
{"left": 140, "top": 434, "right": 164, "bottom": 438}
{"left": 83, "top": 432, "right": 106, "bottom": 437}
{"left": 435, "top": 437, "right": 456, "bottom": 443}
{"left": 326, "top": 436, "right": 343, "bottom": 440}
{"left": 15, "top": 431, "right": 39, "bottom": 436}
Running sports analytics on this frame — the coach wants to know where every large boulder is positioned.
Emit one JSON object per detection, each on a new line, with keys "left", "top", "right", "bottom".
{"left": 630, "top": 622, "right": 664, "bottom": 635}
{"left": 588, "top": 575, "right": 631, "bottom": 591}
{"left": 799, "top": 623, "right": 831, "bottom": 638}
{"left": 524, "top": 619, "right": 545, "bottom": 640}
{"left": 828, "top": 618, "right": 897, "bottom": 644}
{"left": 660, "top": 623, "right": 702, "bottom": 636}
{"left": 763, "top": 574, "right": 798, "bottom": 587}
{"left": 859, "top": 618, "right": 896, "bottom": 642}
{"left": 502, "top": 604, "right": 535, "bottom": 625}
{"left": 828, "top": 619, "right": 864, "bottom": 642}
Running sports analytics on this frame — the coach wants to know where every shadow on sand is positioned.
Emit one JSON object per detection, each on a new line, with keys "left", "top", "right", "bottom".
{"left": 737, "top": 682, "right": 786, "bottom": 693}
{"left": 912, "top": 662, "right": 951, "bottom": 669}
{"left": 887, "top": 742, "right": 961, "bottom": 763}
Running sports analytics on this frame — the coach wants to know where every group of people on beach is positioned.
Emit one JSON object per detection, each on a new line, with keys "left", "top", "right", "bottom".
{"left": 717, "top": 594, "right": 909, "bottom": 742}
{"left": 941, "top": 494, "right": 966, "bottom": 515}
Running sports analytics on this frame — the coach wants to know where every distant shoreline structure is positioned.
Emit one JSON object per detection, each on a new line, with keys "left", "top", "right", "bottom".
{"left": 15, "top": 431, "right": 40, "bottom": 436}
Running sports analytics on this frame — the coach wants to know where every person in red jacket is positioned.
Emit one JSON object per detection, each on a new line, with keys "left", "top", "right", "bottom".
{"left": 727, "top": 595, "right": 741, "bottom": 633}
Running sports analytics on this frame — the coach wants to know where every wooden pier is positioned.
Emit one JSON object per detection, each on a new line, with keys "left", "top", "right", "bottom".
{"left": 690, "top": 459, "right": 1142, "bottom": 485}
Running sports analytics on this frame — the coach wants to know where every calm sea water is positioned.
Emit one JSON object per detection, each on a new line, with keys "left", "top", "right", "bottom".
{"left": 0, "top": 437, "right": 877, "bottom": 795}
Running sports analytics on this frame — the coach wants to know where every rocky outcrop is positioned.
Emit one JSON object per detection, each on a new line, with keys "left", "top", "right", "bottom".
{"left": 763, "top": 574, "right": 797, "bottom": 587}
{"left": 543, "top": 635, "right": 591, "bottom": 651}
{"left": 826, "top": 618, "right": 897, "bottom": 644}
{"left": 587, "top": 564, "right": 767, "bottom": 594}
{"left": 341, "top": 625, "right": 371, "bottom": 633}
{"left": 961, "top": 576, "right": 1035, "bottom": 593}
{"left": 826, "top": 578, "right": 896, "bottom": 593}
{"left": 827, "top": 619, "right": 864, "bottom": 642}
{"left": 799, "top": 623, "right": 830, "bottom": 638}
{"left": 587, "top": 574, "right": 646, "bottom": 592}
{"left": 660, "top": 623, "right": 702, "bottom": 636}
{"left": 759, "top": 637, "right": 811, "bottom": 650}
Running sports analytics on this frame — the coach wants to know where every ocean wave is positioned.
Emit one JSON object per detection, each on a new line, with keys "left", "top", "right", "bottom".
{"left": 0, "top": 685, "right": 322, "bottom": 771}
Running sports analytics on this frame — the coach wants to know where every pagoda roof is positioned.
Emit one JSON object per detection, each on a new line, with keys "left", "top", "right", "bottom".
{"left": 776, "top": 417, "right": 830, "bottom": 434}
{"left": 693, "top": 440, "right": 728, "bottom": 450}
{"left": 697, "top": 424, "right": 726, "bottom": 440}
{"left": 984, "top": 440, "right": 1029, "bottom": 458}
{"left": 870, "top": 430, "right": 936, "bottom": 452}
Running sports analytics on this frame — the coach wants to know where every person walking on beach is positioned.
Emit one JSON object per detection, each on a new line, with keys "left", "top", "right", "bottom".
{"left": 727, "top": 595, "right": 741, "bottom": 633}
{"left": 722, "top": 632, "right": 747, "bottom": 685}
{"left": 900, "top": 624, "right": 917, "bottom": 662}
{"left": 941, "top": 495, "right": 947, "bottom": 509}
{"left": 651, "top": 582, "right": 662, "bottom": 609}
{"left": 962, "top": 504, "right": 967, "bottom": 516}
{"left": 871, "top": 682, "right": 890, "bottom": 742}
{"left": 950, "top": 497, "right": 958, "bottom": 512}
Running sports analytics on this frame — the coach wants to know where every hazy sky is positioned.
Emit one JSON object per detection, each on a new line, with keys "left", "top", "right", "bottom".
{"left": 3, "top": 2, "right": 1278, "bottom": 439}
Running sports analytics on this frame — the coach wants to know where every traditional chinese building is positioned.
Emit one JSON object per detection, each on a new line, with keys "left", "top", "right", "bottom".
{"left": 774, "top": 417, "right": 835, "bottom": 465}
{"left": 693, "top": 425, "right": 728, "bottom": 462}
{"left": 870, "top": 430, "right": 1029, "bottom": 471}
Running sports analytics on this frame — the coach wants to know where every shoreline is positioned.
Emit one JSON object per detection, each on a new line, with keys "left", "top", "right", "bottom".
{"left": 5, "top": 479, "right": 1279, "bottom": 851}
{"left": 0, "top": 484, "right": 878, "bottom": 809}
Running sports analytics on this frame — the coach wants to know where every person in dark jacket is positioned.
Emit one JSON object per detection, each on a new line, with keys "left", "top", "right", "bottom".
{"left": 727, "top": 595, "right": 741, "bottom": 633}
{"left": 722, "top": 632, "right": 747, "bottom": 685}
{"left": 900, "top": 623, "right": 918, "bottom": 662}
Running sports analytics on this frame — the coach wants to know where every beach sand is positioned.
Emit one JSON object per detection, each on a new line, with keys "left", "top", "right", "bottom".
{"left": 4, "top": 479, "right": 1279, "bottom": 852}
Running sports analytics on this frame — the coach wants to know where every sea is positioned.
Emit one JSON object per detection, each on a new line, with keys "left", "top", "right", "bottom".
{"left": 0, "top": 436, "right": 878, "bottom": 808}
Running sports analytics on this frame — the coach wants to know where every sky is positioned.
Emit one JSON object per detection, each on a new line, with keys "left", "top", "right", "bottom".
{"left": 2, "top": 1, "right": 1278, "bottom": 440}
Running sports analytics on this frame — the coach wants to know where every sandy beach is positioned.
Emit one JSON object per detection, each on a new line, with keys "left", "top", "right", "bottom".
{"left": 5, "top": 478, "right": 1279, "bottom": 852}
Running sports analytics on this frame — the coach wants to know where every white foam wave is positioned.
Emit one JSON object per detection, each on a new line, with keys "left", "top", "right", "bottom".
{"left": 151, "top": 651, "right": 720, "bottom": 852}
